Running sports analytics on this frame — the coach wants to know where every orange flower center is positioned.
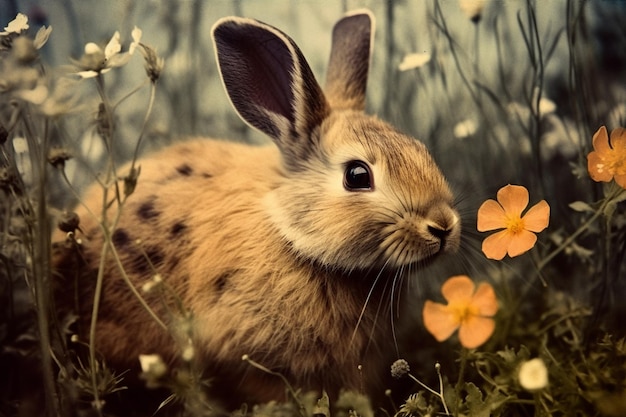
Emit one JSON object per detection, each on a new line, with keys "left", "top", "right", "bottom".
{"left": 505, "top": 216, "right": 525, "bottom": 235}
{"left": 449, "top": 300, "right": 479, "bottom": 325}
{"left": 601, "top": 147, "right": 626, "bottom": 176}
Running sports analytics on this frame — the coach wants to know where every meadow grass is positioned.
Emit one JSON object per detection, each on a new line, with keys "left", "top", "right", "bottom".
{"left": 0, "top": 1, "right": 624, "bottom": 416}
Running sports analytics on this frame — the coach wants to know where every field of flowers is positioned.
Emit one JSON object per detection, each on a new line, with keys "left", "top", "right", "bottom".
{"left": 0, "top": 1, "right": 624, "bottom": 416}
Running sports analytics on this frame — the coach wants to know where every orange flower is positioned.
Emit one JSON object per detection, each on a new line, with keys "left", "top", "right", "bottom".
{"left": 587, "top": 126, "right": 626, "bottom": 189}
{"left": 477, "top": 184, "right": 550, "bottom": 260}
{"left": 423, "top": 275, "right": 498, "bottom": 349}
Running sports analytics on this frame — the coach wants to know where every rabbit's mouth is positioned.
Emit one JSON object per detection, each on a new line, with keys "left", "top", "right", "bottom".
{"left": 380, "top": 208, "right": 461, "bottom": 268}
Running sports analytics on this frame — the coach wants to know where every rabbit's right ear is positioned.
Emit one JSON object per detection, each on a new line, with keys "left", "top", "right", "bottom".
{"left": 212, "top": 17, "right": 330, "bottom": 161}
{"left": 325, "top": 10, "right": 374, "bottom": 111}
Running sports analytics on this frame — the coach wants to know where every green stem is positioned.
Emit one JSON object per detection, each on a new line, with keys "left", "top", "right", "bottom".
{"left": 130, "top": 82, "right": 157, "bottom": 171}
{"left": 536, "top": 186, "right": 625, "bottom": 274}
{"left": 454, "top": 349, "right": 469, "bottom": 417}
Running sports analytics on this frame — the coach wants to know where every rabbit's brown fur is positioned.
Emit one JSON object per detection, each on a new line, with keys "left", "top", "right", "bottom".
{"left": 53, "top": 10, "right": 460, "bottom": 410}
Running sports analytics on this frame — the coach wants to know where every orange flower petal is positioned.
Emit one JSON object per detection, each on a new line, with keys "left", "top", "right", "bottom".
{"left": 441, "top": 275, "right": 475, "bottom": 303}
{"left": 523, "top": 200, "right": 550, "bottom": 232}
{"left": 592, "top": 126, "right": 610, "bottom": 153}
{"left": 609, "top": 127, "right": 626, "bottom": 149}
{"left": 423, "top": 301, "right": 459, "bottom": 342}
{"left": 587, "top": 151, "right": 613, "bottom": 182}
{"left": 496, "top": 185, "right": 529, "bottom": 217}
{"left": 472, "top": 282, "right": 498, "bottom": 317}
{"left": 507, "top": 229, "right": 537, "bottom": 257}
{"left": 458, "top": 316, "right": 495, "bottom": 349}
{"left": 615, "top": 173, "right": 626, "bottom": 189}
{"left": 477, "top": 199, "right": 506, "bottom": 232}
{"left": 481, "top": 229, "right": 513, "bottom": 260}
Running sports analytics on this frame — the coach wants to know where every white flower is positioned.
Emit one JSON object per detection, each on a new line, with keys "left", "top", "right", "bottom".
{"left": 454, "top": 119, "right": 478, "bottom": 138}
{"left": 1, "top": 13, "right": 29, "bottom": 35}
{"left": 129, "top": 26, "right": 142, "bottom": 55}
{"left": 138, "top": 354, "right": 167, "bottom": 378}
{"left": 459, "top": 0, "right": 488, "bottom": 22}
{"left": 518, "top": 358, "right": 548, "bottom": 391}
{"left": 399, "top": 52, "right": 431, "bottom": 71}
{"left": 33, "top": 25, "right": 53, "bottom": 49}
{"left": 75, "top": 31, "right": 133, "bottom": 78}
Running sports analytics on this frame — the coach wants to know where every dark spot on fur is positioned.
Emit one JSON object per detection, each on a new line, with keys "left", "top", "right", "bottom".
{"left": 129, "top": 246, "right": 165, "bottom": 275}
{"left": 201, "top": 172, "right": 213, "bottom": 179}
{"left": 112, "top": 228, "right": 130, "bottom": 248}
{"left": 176, "top": 164, "right": 193, "bottom": 176}
{"left": 137, "top": 198, "right": 160, "bottom": 221}
{"left": 214, "top": 270, "right": 237, "bottom": 294}
{"left": 168, "top": 256, "right": 180, "bottom": 271}
{"left": 170, "top": 221, "right": 187, "bottom": 236}
{"left": 146, "top": 247, "right": 165, "bottom": 267}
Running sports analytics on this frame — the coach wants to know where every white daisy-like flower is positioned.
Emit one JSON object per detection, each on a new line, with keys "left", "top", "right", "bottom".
{"left": 1, "top": 13, "right": 29, "bottom": 35}
{"left": 399, "top": 52, "right": 431, "bottom": 71}
{"left": 74, "top": 30, "right": 137, "bottom": 78}
{"left": 518, "top": 358, "right": 548, "bottom": 391}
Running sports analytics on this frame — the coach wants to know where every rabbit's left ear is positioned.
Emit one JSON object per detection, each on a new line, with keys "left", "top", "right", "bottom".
{"left": 324, "top": 10, "right": 375, "bottom": 111}
{"left": 212, "top": 17, "right": 329, "bottom": 160}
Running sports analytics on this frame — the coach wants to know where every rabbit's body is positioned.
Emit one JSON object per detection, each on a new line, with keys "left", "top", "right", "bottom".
{"left": 53, "top": 11, "right": 460, "bottom": 409}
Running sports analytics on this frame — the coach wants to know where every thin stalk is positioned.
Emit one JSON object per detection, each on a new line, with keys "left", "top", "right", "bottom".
{"left": 21, "top": 106, "right": 60, "bottom": 416}
{"left": 130, "top": 82, "right": 157, "bottom": 171}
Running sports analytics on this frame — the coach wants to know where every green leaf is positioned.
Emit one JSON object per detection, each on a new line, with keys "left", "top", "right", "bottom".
{"left": 569, "top": 201, "right": 594, "bottom": 213}
{"left": 465, "top": 382, "right": 510, "bottom": 417}
{"left": 312, "top": 391, "right": 330, "bottom": 417}
{"left": 465, "top": 383, "right": 491, "bottom": 417}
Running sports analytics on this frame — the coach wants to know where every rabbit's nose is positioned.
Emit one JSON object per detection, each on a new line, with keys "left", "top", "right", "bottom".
{"left": 425, "top": 205, "right": 461, "bottom": 251}
{"left": 428, "top": 224, "right": 451, "bottom": 242}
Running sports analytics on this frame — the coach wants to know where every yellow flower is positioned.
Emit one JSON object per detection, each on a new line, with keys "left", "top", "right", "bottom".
{"left": 423, "top": 275, "right": 498, "bottom": 349}
{"left": 587, "top": 126, "right": 626, "bottom": 189}
{"left": 477, "top": 184, "right": 550, "bottom": 260}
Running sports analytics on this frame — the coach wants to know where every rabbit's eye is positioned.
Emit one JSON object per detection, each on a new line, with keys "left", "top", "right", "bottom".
{"left": 344, "top": 160, "right": 373, "bottom": 191}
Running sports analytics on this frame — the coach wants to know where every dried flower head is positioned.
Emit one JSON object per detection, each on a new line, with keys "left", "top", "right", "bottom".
{"left": 57, "top": 211, "right": 80, "bottom": 234}
{"left": 391, "top": 359, "right": 410, "bottom": 379}
{"left": 47, "top": 148, "right": 73, "bottom": 169}
{"left": 423, "top": 275, "right": 498, "bottom": 349}
{"left": 587, "top": 126, "right": 626, "bottom": 189}
{"left": 477, "top": 184, "right": 550, "bottom": 260}
{"left": 138, "top": 43, "right": 165, "bottom": 83}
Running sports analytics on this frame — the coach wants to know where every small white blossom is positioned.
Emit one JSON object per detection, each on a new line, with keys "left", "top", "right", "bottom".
{"left": 518, "top": 358, "right": 548, "bottom": 391}
{"left": 33, "top": 25, "right": 53, "bottom": 49}
{"left": 459, "top": 0, "right": 488, "bottom": 22}
{"left": 454, "top": 119, "right": 478, "bottom": 138}
{"left": 138, "top": 354, "right": 167, "bottom": 378}
{"left": 1, "top": 13, "right": 29, "bottom": 35}
{"left": 129, "top": 26, "right": 142, "bottom": 55}
{"left": 75, "top": 31, "right": 133, "bottom": 78}
{"left": 399, "top": 52, "right": 431, "bottom": 71}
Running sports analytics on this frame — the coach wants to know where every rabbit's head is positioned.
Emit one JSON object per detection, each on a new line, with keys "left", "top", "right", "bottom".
{"left": 212, "top": 11, "right": 460, "bottom": 271}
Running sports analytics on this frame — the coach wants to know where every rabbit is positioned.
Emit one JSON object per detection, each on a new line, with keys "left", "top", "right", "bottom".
{"left": 52, "top": 9, "right": 460, "bottom": 411}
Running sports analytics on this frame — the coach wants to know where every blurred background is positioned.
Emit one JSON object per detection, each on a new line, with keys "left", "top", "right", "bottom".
{"left": 1, "top": 0, "right": 626, "bottom": 415}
